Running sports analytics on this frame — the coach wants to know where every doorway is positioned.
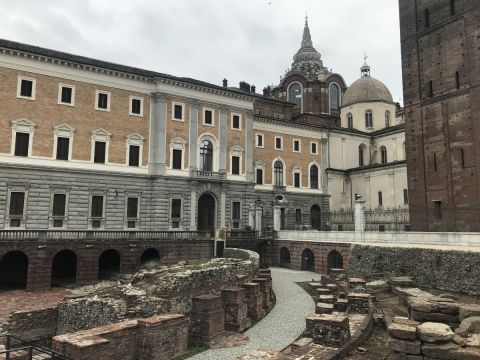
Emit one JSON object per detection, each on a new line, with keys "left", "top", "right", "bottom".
{"left": 198, "top": 193, "right": 216, "bottom": 231}
{"left": 310, "top": 205, "right": 321, "bottom": 230}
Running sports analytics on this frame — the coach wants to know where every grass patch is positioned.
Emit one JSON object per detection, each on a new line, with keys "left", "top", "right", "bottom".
{"left": 296, "top": 282, "right": 318, "bottom": 303}
{"left": 176, "top": 345, "right": 209, "bottom": 360}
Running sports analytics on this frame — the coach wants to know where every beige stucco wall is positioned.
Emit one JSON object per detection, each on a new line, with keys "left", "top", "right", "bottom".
{"left": 340, "top": 102, "right": 397, "bottom": 132}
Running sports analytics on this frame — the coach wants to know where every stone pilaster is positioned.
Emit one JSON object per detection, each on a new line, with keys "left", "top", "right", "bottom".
{"left": 149, "top": 92, "right": 168, "bottom": 176}
{"left": 189, "top": 100, "right": 199, "bottom": 171}
{"left": 246, "top": 110, "right": 254, "bottom": 182}
{"left": 219, "top": 105, "right": 228, "bottom": 173}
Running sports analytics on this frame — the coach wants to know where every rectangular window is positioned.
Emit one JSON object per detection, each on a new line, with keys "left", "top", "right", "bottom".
{"left": 293, "top": 140, "right": 300, "bottom": 152}
{"left": 9, "top": 192, "right": 25, "bottom": 228}
{"left": 56, "top": 137, "right": 70, "bottom": 160}
{"left": 232, "top": 156, "right": 240, "bottom": 175}
{"left": 294, "top": 172, "right": 300, "bottom": 188}
{"left": 433, "top": 152, "right": 437, "bottom": 172}
{"left": 94, "top": 141, "right": 106, "bottom": 163}
{"left": 174, "top": 104, "right": 183, "bottom": 120}
{"left": 52, "top": 194, "right": 66, "bottom": 217}
{"left": 91, "top": 196, "right": 104, "bottom": 218}
{"left": 171, "top": 199, "right": 182, "bottom": 228}
{"left": 403, "top": 189, "right": 409, "bottom": 205}
{"left": 97, "top": 92, "right": 109, "bottom": 110}
{"left": 127, "top": 197, "right": 138, "bottom": 218}
{"left": 256, "top": 134, "right": 263, "bottom": 147}
{"left": 295, "top": 209, "right": 302, "bottom": 226}
{"left": 20, "top": 79, "right": 33, "bottom": 98}
{"left": 60, "top": 86, "right": 73, "bottom": 104}
{"left": 461, "top": 148, "right": 465, "bottom": 168}
{"left": 378, "top": 192, "right": 383, "bottom": 206}
{"left": 232, "top": 115, "right": 240, "bottom": 130}
{"left": 232, "top": 201, "right": 241, "bottom": 229}
{"left": 14, "top": 133, "right": 29, "bottom": 157}
{"left": 428, "top": 80, "right": 433, "bottom": 98}
{"left": 204, "top": 109, "right": 213, "bottom": 125}
{"left": 172, "top": 149, "right": 182, "bottom": 170}
{"left": 256, "top": 169, "right": 263, "bottom": 185}
{"left": 311, "top": 142, "right": 318, "bottom": 154}
{"left": 275, "top": 137, "right": 283, "bottom": 150}
{"left": 131, "top": 98, "right": 142, "bottom": 115}
{"left": 128, "top": 145, "right": 140, "bottom": 167}
{"left": 434, "top": 200, "right": 442, "bottom": 221}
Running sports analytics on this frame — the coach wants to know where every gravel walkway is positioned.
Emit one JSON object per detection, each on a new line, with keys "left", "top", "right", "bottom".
{"left": 188, "top": 267, "right": 317, "bottom": 360}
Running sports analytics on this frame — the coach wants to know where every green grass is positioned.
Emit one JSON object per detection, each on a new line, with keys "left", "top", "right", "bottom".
{"left": 296, "top": 282, "right": 318, "bottom": 303}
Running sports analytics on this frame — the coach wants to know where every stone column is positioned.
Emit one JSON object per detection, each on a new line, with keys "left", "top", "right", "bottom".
{"left": 255, "top": 207, "right": 263, "bottom": 231}
{"left": 190, "top": 183, "right": 197, "bottom": 231}
{"left": 248, "top": 205, "right": 255, "bottom": 229}
{"left": 354, "top": 197, "right": 366, "bottom": 232}
{"left": 273, "top": 205, "right": 281, "bottom": 231}
{"left": 219, "top": 105, "right": 228, "bottom": 173}
{"left": 149, "top": 92, "right": 168, "bottom": 176}
{"left": 321, "top": 136, "right": 329, "bottom": 190}
{"left": 220, "top": 186, "right": 226, "bottom": 228}
{"left": 189, "top": 100, "right": 199, "bottom": 172}
{"left": 246, "top": 110, "right": 254, "bottom": 182}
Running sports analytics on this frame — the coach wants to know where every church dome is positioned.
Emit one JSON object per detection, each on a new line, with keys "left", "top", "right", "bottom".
{"left": 342, "top": 61, "right": 393, "bottom": 107}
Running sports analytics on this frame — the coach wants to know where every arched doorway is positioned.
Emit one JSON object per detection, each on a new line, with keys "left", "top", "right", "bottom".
{"left": 327, "top": 250, "right": 343, "bottom": 273}
{"left": 98, "top": 249, "right": 121, "bottom": 280}
{"left": 310, "top": 205, "right": 321, "bottom": 230}
{"left": 51, "top": 250, "right": 77, "bottom": 287}
{"left": 198, "top": 193, "right": 216, "bottom": 231}
{"left": 301, "top": 248, "right": 315, "bottom": 272}
{"left": 280, "top": 247, "right": 291, "bottom": 268}
{"left": 0, "top": 251, "right": 28, "bottom": 289}
{"left": 141, "top": 248, "right": 160, "bottom": 266}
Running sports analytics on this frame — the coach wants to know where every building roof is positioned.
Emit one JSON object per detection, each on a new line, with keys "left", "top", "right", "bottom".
{"left": 342, "top": 61, "right": 394, "bottom": 107}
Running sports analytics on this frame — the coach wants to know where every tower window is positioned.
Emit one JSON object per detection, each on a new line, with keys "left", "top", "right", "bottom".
{"left": 428, "top": 80, "right": 433, "bottom": 97}
{"left": 433, "top": 152, "right": 437, "bottom": 172}
{"left": 288, "top": 83, "right": 302, "bottom": 108}
{"left": 425, "top": 9, "right": 430, "bottom": 28}
{"left": 455, "top": 71, "right": 460, "bottom": 90}
{"left": 450, "top": 0, "right": 455, "bottom": 16}
{"left": 347, "top": 113, "right": 353, "bottom": 129}
{"left": 461, "top": 148, "right": 465, "bottom": 168}
{"left": 403, "top": 189, "right": 409, "bottom": 205}
{"left": 378, "top": 191, "right": 383, "bottom": 207}
{"left": 365, "top": 111, "right": 373, "bottom": 128}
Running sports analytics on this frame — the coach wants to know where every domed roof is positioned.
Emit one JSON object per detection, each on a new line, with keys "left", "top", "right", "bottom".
{"left": 342, "top": 61, "right": 393, "bottom": 107}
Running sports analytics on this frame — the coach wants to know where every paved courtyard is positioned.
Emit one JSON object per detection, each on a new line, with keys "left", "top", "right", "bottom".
{"left": 188, "top": 267, "right": 317, "bottom": 360}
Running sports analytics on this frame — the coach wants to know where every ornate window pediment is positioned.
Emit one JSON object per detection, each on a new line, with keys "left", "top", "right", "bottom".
{"left": 11, "top": 118, "right": 35, "bottom": 132}
{"left": 91, "top": 128, "right": 112, "bottom": 141}
{"left": 170, "top": 137, "right": 186, "bottom": 150}
{"left": 54, "top": 123, "right": 76, "bottom": 137}
{"left": 126, "top": 133, "right": 145, "bottom": 146}
{"left": 230, "top": 145, "right": 244, "bottom": 156}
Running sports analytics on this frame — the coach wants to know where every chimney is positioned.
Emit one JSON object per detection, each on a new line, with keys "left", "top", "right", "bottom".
{"left": 263, "top": 86, "right": 272, "bottom": 97}
{"left": 251, "top": 85, "right": 256, "bottom": 93}
{"left": 223, "top": 78, "right": 228, "bottom": 88}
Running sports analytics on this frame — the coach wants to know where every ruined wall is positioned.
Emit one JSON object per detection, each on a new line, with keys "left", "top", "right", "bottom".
{"left": 348, "top": 245, "right": 480, "bottom": 295}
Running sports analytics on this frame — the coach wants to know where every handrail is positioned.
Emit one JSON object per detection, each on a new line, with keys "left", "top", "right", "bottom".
{"left": 0, "top": 334, "right": 71, "bottom": 359}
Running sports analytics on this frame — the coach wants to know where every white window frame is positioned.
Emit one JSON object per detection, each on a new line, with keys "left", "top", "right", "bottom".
{"left": 275, "top": 136, "right": 283, "bottom": 150}
{"left": 272, "top": 157, "right": 286, "bottom": 187}
{"left": 49, "top": 189, "right": 70, "bottom": 229}
{"left": 125, "top": 193, "right": 141, "bottom": 230}
{"left": 229, "top": 145, "right": 244, "bottom": 175}
{"left": 126, "top": 133, "right": 145, "bottom": 167}
{"left": 57, "top": 83, "right": 75, "bottom": 106}
{"left": 293, "top": 139, "right": 301, "bottom": 153}
{"left": 172, "top": 101, "right": 185, "bottom": 122}
{"left": 95, "top": 90, "right": 111, "bottom": 111}
{"left": 89, "top": 192, "right": 107, "bottom": 229}
{"left": 129, "top": 96, "right": 144, "bottom": 117}
{"left": 17, "top": 76, "right": 36, "bottom": 100}
{"left": 203, "top": 108, "right": 215, "bottom": 126}
{"left": 169, "top": 137, "right": 187, "bottom": 170}
{"left": 292, "top": 166, "right": 302, "bottom": 188}
{"left": 310, "top": 141, "right": 318, "bottom": 155}
{"left": 6, "top": 188, "right": 28, "bottom": 229}
{"left": 91, "top": 128, "right": 112, "bottom": 164}
{"left": 255, "top": 160, "right": 265, "bottom": 185}
{"left": 231, "top": 200, "right": 242, "bottom": 229}
{"left": 255, "top": 133, "right": 264, "bottom": 148}
{"left": 53, "top": 124, "right": 75, "bottom": 161}
{"left": 231, "top": 113, "right": 242, "bottom": 131}
{"left": 11, "top": 119, "right": 35, "bottom": 157}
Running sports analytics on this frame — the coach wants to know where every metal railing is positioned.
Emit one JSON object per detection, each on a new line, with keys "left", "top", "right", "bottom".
{"left": 225, "top": 230, "right": 274, "bottom": 242}
{"left": 0, "top": 335, "right": 70, "bottom": 360}
{"left": 192, "top": 170, "right": 225, "bottom": 180}
{"left": 0, "top": 230, "right": 215, "bottom": 242}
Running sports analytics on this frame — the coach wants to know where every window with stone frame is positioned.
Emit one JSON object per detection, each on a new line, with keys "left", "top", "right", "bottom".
{"left": 365, "top": 111, "right": 373, "bottom": 128}
{"left": 204, "top": 109, "right": 213, "bottom": 125}
{"left": 56, "top": 137, "right": 70, "bottom": 160}
{"left": 8, "top": 191, "right": 25, "bottom": 228}
{"left": 274, "top": 161, "right": 284, "bottom": 186}
{"left": 129, "top": 145, "right": 140, "bottom": 167}
{"left": 126, "top": 197, "right": 139, "bottom": 229}
{"left": 94, "top": 141, "right": 106, "bottom": 163}
{"left": 294, "top": 172, "right": 301, "bottom": 188}
{"left": 310, "top": 165, "right": 319, "bottom": 189}
{"left": 14, "top": 133, "right": 29, "bottom": 157}
{"left": 90, "top": 195, "right": 104, "bottom": 229}
{"left": 231, "top": 201, "right": 241, "bottom": 229}
{"left": 295, "top": 209, "right": 302, "bottom": 226}
{"left": 256, "top": 168, "right": 263, "bottom": 185}
{"left": 52, "top": 193, "right": 67, "bottom": 228}
{"left": 232, "top": 156, "right": 240, "bottom": 175}
{"left": 174, "top": 104, "right": 183, "bottom": 120}
{"left": 172, "top": 149, "right": 182, "bottom": 170}
{"left": 170, "top": 198, "right": 182, "bottom": 229}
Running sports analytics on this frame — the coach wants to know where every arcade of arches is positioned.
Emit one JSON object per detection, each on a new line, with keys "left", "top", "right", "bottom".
{"left": 275, "top": 241, "right": 350, "bottom": 274}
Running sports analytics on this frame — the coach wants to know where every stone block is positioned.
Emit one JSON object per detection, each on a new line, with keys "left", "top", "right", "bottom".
{"left": 326, "top": 284, "right": 338, "bottom": 293}
{"left": 390, "top": 276, "right": 415, "bottom": 287}
{"left": 242, "top": 283, "right": 265, "bottom": 320}
{"left": 335, "top": 298, "right": 348, "bottom": 312}
{"left": 409, "top": 298, "right": 459, "bottom": 316}
{"left": 388, "top": 338, "right": 421, "bottom": 355}
{"left": 347, "top": 293, "right": 370, "bottom": 314}
{"left": 460, "top": 304, "right": 480, "bottom": 321}
{"left": 388, "top": 319, "right": 419, "bottom": 340}
{"left": 421, "top": 342, "right": 461, "bottom": 359}
{"left": 389, "top": 351, "right": 407, "bottom": 360}
{"left": 316, "top": 302, "right": 334, "bottom": 314}
{"left": 221, "top": 287, "right": 245, "bottom": 304}
{"left": 317, "top": 288, "right": 331, "bottom": 296}
{"left": 456, "top": 316, "right": 480, "bottom": 338}
{"left": 291, "top": 337, "right": 313, "bottom": 352}
{"left": 318, "top": 295, "right": 335, "bottom": 304}
{"left": 221, "top": 288, "right": 250, "bottom": 333}
{"left": 252, "top": 277, "right": 271, "bottom": 309}
{"left": 310, "top": 313, "right": 351, "bottom": 347}
{"left": 417, "top": 322, "right": 455, "bottom": 343}
{"left": 348, "top": 278, "right": 367, "bottom": 293}
{"left": 309, "top": 282, "right": 323, "bottom": 289}
{"left": 329, "top": 268, "right": 347, "bottom": 281}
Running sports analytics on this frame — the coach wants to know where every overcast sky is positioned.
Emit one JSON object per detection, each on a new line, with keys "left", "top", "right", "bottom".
{"left": 1, "top": 0, "right": 403, "bottom": 103}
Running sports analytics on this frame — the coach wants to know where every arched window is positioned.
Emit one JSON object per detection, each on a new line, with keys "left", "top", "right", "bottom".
{"left": 385, "top": 111, "right": 391, "bottom": 128}
{"left": 359, "top": 144, "right": 367, "bottom": 167}
{"left": 403, "top": 189, "right": 409, "bottom": 205}
{"left": 378, "top": 191, "right": 383, "bottom": 207}
{"left": 380, "top": 146, "right": 388, "bottom": 164}
{"left": 310, "top": 165, "right": 319, "bottom": 189}
{"left": 330, "top": 83, "right": 340, "bottom": 111}
{"left": 365, "top": 110, "right": 373, "bottom": 128}
{"left": 288, "top": 83, "right": 302, "bottom": 108}
{"left": 274, "top": 161, "right": 284, "bottom": 186}
{"left": 347, "top": 113, "right": 353, "bottom": 129}
{"left": 200, "top": 140, "right": 213, "bottom": 171}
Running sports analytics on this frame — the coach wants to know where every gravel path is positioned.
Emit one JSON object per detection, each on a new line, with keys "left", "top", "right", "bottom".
{"left": 188, "top": 267, "right": 317, "bottom": 360}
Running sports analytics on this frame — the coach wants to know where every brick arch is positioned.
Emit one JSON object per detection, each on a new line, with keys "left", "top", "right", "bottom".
{"left": 300, "top": 248, "right": 315, "bottom": 272}
{"left": 98, "top": 249, "right": 121, "bottom": 280}
{"left": 323, "top": 246, "right": 350, "bottom": 274}
{"left": 51, "top": 249, "right": 78, "bottom": 287}
{"left": 0, "top": 250, "right": 29, "bottom": 289}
